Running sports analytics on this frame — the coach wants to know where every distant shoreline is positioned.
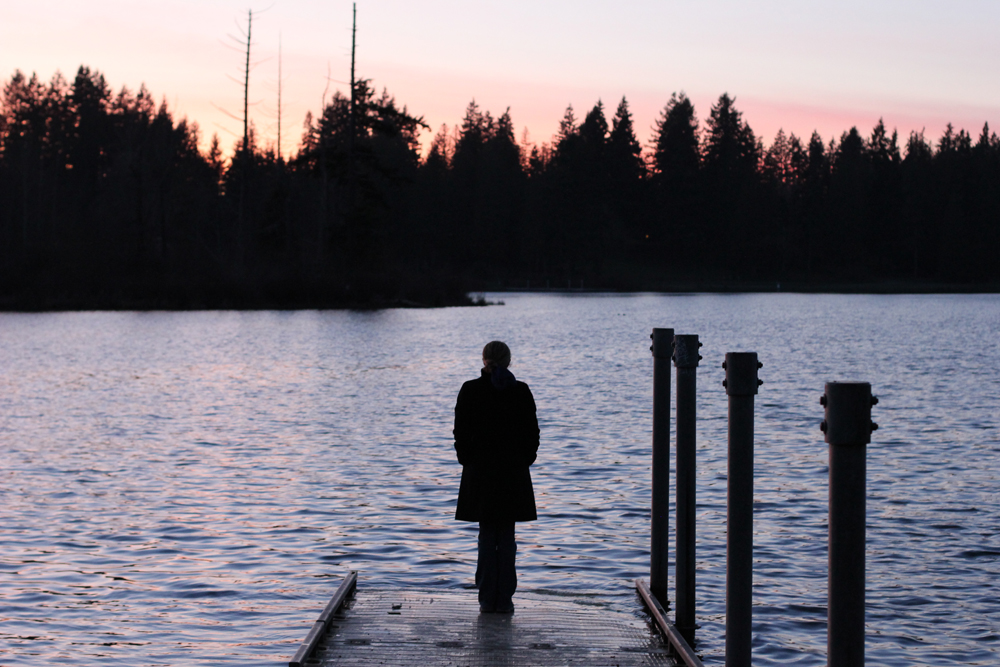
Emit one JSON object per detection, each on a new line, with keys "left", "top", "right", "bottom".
{"left": 485, "top": 281, "right": 1000, "bottom": 296}
{"left": 2, "top": 281, "right": 996, "bottom": 312}
{"left": 0, "top": 283, "right": 479, "bottom": 312}
{"left": 5, "top": 67, "right": 999, "bottom": 315}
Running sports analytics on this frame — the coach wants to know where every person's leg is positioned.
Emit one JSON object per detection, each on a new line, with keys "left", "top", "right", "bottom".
{"left": 476, "top": 522, "right": 499, "bottom": 612}
{"left": 494, "top": 521, "right": 517, "bottom": 612}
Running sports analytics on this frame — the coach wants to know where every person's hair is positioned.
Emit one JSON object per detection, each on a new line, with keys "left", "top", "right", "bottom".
{"left": 482, "top": 340, "right": 511, "bottom": 370}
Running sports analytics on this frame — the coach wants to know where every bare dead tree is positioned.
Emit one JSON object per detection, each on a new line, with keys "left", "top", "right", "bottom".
{"left": 218, "top": 7, "right": 270, "bottom": 273}
{"left": 348, "top": 3, "right": 357, "bottom": 216}
{"left": 277, "top": 32, "right": 283, "bottom": 162}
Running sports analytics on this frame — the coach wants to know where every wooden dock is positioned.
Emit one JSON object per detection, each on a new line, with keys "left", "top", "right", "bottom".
{"left": 290, "top": 572, "right": 698, "bottom": 666}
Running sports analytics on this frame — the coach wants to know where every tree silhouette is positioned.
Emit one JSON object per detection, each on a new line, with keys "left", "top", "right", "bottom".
{"left": 3, "top": 65, "right": 1000, "bottom": 309}
{"left": 607, "top": 97, "right": 646, "bottom": 262}
{"left": 701, "top": 94, "right": 760, "bottom": 276}
{"left": 649, "top": 93, "right": 700, "bottom": 267}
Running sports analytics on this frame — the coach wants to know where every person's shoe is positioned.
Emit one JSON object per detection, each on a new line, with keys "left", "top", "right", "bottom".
{"left": 479, "top": 604, "right": 495, "bottom": 613}
{"left": 494, "top": 602, "right": 514, "bottom": 613}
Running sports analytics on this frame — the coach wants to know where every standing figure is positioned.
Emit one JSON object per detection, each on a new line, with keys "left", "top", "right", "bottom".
{"left": 454, "top": 340, "right": 540, "bottom": 613}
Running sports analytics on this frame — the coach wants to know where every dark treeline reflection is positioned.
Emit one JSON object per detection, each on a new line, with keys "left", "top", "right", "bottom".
{"left": 2, "top": 67, "right": 998, "bottom": 309}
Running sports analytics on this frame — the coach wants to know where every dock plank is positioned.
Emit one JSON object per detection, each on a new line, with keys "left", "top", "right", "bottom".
{"left": 311, "top": 588, "right": 676, "bottom": 666}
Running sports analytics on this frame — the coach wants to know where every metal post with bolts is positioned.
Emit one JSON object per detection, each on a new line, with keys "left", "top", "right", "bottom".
{"left": 722, "top": 353, "right": 762, "bottom": 667}
{"left": 673, "top": 334, "right": 701, "bottom": 642}
{"left": 821, "top": 382, "right": 877, "bottom": 667}
{"left": 649, "top": 328, "right": 674, "bottom": 603}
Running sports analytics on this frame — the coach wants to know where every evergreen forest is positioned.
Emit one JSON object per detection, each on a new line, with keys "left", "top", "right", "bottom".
{"left": 2, "top": 66, "right": 998, "bottom": 309}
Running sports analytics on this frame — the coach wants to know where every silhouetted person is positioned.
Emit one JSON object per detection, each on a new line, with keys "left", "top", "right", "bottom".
{"left": 454, "top": 341, "right": 539, "bottom": 613}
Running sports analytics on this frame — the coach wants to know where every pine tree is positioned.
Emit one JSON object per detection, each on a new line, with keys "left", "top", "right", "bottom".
{"left": 579, "top": 100, "right": 608, "bottom": 151}
{"left": 648, "top": 93, "right": 701, "bottom": 267}
{"left": 608, "top": 96, "right": 644, "bottom": 183}
{"left": 703, "top": 93, "right": 757, "bottom": 181}
{"left": 651, "top": 92, "right": 699, "bottom": 183}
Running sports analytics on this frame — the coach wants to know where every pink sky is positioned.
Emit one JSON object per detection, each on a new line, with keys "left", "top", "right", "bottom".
{"left": 4, "top": 1, "right": 999, "bottom": 159}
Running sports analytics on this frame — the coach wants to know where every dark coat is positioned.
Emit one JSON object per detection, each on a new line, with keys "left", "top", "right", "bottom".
{"left": 454, "top": 369, "right": 539, "bottom": 522}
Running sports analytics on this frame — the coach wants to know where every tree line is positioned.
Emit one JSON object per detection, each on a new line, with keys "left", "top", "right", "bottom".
{"left": 1, "top": 66, "right": 998, "bottom": 309}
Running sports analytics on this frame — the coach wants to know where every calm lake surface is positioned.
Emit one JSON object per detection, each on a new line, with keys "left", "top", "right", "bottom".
{"left": 1, "top": 293, "right": 998, "bottom": 666}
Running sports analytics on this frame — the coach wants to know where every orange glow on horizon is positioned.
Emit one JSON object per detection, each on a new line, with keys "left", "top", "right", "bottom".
{"left": 4, "top": 1, "right": 998, "bottom": 162}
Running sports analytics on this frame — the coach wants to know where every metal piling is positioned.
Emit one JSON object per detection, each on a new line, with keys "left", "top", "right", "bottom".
{"left": 821, "top": 382, "right": 877, "bottom": 667}
{"left": 723, "top": 353, "right": 761, "bottom": 667}
{"left": 673, "top": 334, "right": 701, "bottom": 642}
{"left": 649, "top": 328, "right": 674, "bottom": 603}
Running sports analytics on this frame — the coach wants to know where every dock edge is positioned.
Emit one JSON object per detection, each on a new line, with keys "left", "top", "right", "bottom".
{"left": 635, "top": 578, "right": 705, "bottom": 667}
{"left": 289, "top": 570, "right": 359, "bottom": 667}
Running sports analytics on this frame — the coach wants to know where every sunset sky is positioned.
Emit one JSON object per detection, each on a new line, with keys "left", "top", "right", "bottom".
{"left": 4, "top": 0, "right": 999, "bottom": 158}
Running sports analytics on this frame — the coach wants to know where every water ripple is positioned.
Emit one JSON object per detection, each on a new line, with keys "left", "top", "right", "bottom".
{"left": 1, "top": 295, "right": 998, "bottom": 666}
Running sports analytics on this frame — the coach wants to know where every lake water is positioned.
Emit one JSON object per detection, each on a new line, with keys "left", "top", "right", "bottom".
{"left": 1, "top": 293, "right": 998, "bottom": 666}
